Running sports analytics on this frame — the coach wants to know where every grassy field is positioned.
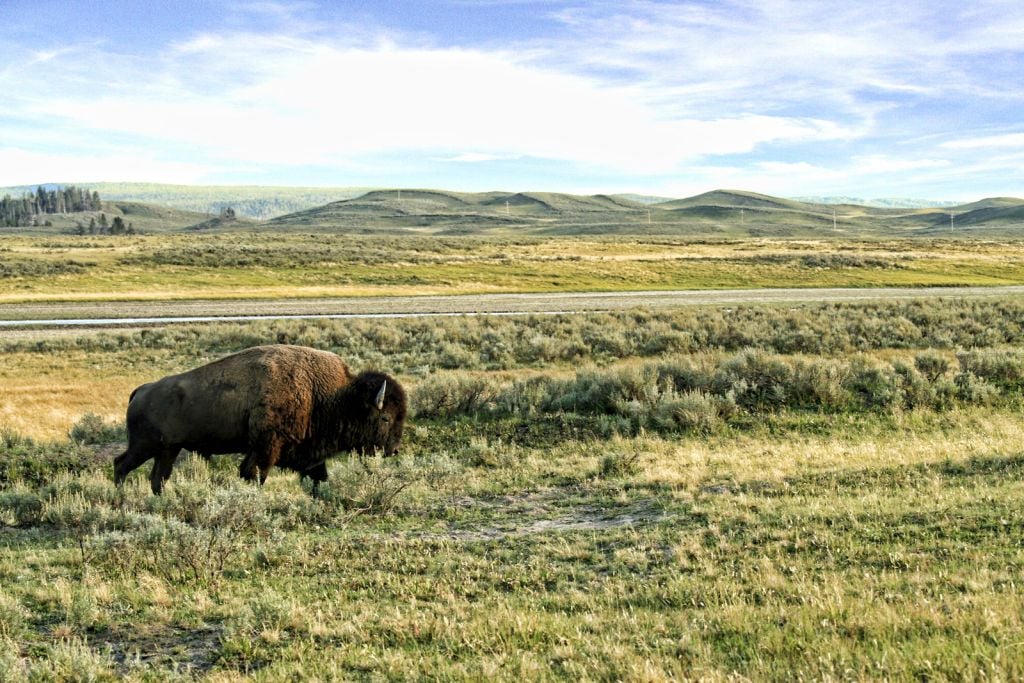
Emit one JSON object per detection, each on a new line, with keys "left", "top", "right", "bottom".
{"left": 2, "top": 297, "right": 1024, "bottom": 679}
{"left": 3, "top": 234, "right": 1024, "bottom": 304}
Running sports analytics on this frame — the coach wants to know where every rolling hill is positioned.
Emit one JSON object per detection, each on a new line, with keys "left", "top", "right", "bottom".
{"left": 265, "top": 188, "right": 1023, "bottom": 237}
{"left": 264, "top": 189, "right": 654, "bottom": 233}
{"left": 1, "top": 183, "right": 1021, "bottom": 237}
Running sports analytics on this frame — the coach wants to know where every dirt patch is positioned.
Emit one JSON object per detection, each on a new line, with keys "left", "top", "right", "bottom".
{"left": 100, "top": 624, "right": 222, "bottom": 675}
{"left": 429, "top": 493, "right": 671, "bottom": 542}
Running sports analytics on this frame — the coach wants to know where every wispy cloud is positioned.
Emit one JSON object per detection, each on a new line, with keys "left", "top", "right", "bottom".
{"left": 0, "top": 148, "right": 210, "bottom": 187}
{"left": 543, "top": 1, "right": 1024, "bottom": 117}
{"left": 942, "top": 132, "right": 1024, "bottom": 149}
{"left": 439, "top": 153, "right": 523, "bottom": 163}
{"left": 7, "top": 30, "right": 853, "bottom": 175}
{"left": 0, "top": 0, "right": 1021, "bottom": 197}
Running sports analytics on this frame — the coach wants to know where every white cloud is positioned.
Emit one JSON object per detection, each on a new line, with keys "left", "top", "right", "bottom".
{"left": 24, "top": 38, "right": 854, "bottom": 175}
{"left": 2, "top": 0, "right": 1021, "bottom": 196}
{"left": 548, "top": 1, "right": 1024, "bottom": 116}
{"left": 439, "top": 152, "right": 522, "bottom": 163}
{"left": 0, "top": 148, "right": 210, "bottom": 187}
{"left": 848, "top": 155, "right": 952, "bottom": 174}
{"left": 941, "top": 133, "right": 1024, "bottom": 149}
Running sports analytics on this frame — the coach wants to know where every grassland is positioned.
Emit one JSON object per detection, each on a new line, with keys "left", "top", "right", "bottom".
{"left": 3, "top": 234, "right": 1024, "bottom": 305}
{"left": 2, "top": 296, "right": 1024, "bottom": 679}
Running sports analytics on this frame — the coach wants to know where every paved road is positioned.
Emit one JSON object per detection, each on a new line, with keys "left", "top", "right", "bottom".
{"left": 3, "top": 285, "right": 1024, "bottom": 331}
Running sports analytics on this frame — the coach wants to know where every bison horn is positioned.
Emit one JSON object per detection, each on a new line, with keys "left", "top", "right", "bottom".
{"left": 375, "top": 380, "right": 387, "bottom": 410}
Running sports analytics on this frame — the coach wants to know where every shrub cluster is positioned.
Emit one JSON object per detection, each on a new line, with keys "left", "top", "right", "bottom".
{"left": 0, "top": 430, "right": 104, "bottom": 486}
{"left": 745, "top": 253, "right": 909, "bottom": 269}
{"left": 0, "top": 259, "right": 93, "bottom": 279}
{"left": 119, "top": 234, "right": 539, "bottom": 268}
{"left": 0, "top": 454, "right": 457, "bottom": 584}
{"left": 411, "top": 348, "right": 1006, "bottom": 433}
{"left": 8, "top": 298, "right": 1024, "bottom": 374}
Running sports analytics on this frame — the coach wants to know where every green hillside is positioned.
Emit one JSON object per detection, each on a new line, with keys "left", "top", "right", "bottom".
{"left": 654, "top": 189, "right": 811, "bottom": 211}
{"left": 266, "top": 187, "right": 1022, "bottom": 237}
{"left": 266, "top": 189, "right": 653, "bottom": 233}
{"left": 1, "top": 183, "right": 1020, "bottom": 237}
{"left": 0, "top": 200, "right": 215, "bottom": 234}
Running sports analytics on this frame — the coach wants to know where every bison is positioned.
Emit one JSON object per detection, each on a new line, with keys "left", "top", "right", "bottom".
{"left": 113, "top": 344, "right": 407, "bottom": 494}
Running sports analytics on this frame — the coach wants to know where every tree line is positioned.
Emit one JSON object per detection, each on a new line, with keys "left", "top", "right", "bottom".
{"left": 1, "top": 185, "right": 101, "bottom": 227}
{"left": 74, "top": 213, "right": 133, "bottom": 235}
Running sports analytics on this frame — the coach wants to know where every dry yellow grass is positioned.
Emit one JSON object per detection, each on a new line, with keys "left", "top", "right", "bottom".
{"left": 634, "top": 413, "right": 1024, "bottom": 492}
{"left": 0, "top": 351, "right": 155, "bottom": 440}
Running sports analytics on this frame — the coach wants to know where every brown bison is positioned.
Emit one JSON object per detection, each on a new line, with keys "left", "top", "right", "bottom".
{"left": 113, "top": 344, "right": 407, "bottom": 494}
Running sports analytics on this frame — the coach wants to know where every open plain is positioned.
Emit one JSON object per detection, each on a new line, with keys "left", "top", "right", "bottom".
{"left": 1, "top": 226, "right": 1024, "bottom": 680}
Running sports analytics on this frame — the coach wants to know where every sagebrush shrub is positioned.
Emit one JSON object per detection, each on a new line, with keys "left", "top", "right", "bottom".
{"left": 712, "top": 349, "right": 793, "bottom": 411}
{"left": 954, "top": 372, "right": 1000, "bottom": 405}
{"left": 914, "top": 351, "right": 951, "bottom": 382}
{"left": 653, "top": 390, "right": 727, "bottom": 434}
{"left": 957, "top": 349, "right": 1024, "bottom": 389}
{"left": 68, "top": 413, "right": 125, "bottom": 445}
{"left": 412, "top": 373, "right": 501, "bottom": 418}
{"left": 599, "top": 447, "right": 642, "bottom": 478}
{"left": 0, "top": 486, "right": 43, "bottom": 526}
{"left": 847, "top": 357, "right": 903, "bottom": 410}
{"left": 790, "top": 359, "right": 849, "bottom": 411}
{"left": 316, "top": 456, "right": 425, "bottom": 515}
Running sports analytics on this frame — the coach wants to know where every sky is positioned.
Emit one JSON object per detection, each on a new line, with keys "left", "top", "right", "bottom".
{"left": 1, "top": 0, "right": 1022, "bottom": 200}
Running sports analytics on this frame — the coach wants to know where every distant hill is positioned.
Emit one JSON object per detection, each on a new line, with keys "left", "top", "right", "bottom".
{"left": 792, "top": 196, "right": 957, "bottom": 208}
{"left": 1, "top": 183, "right": 1020, "bottom": 237}
{"left": 0, "top": 198, "right": 214, "bottom": 234}
{"left": 267, "top": 188, "right": 1023, "bottom": 237}
{"left": 613, "top": 193, "right": 675, "bottom": 205}
{"left": 265, "top": 189, "right": 653, "bottom": 234}
{"left": 0, "top": 182, "right": 373, "bottom": 220}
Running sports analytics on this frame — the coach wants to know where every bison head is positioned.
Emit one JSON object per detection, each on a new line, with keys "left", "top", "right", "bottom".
{"left": 345, "top": 371, "right": 407, "bottom": 456}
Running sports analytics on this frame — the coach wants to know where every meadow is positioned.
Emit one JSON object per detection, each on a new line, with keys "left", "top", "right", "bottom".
{"left": 2, "top": 294, "right": 1024, "bottom": 680}
{"left": 3, "top": 234, "right": 1024, "bottom": 304}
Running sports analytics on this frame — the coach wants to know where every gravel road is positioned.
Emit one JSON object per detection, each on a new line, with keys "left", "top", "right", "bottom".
{"left": 3, "top": 285, "right": 1024, "bottom": 335}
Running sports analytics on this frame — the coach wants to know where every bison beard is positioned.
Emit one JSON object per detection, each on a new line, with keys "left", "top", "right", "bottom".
{"left": 113, "top": 345, "right": 407, "bottom": 495}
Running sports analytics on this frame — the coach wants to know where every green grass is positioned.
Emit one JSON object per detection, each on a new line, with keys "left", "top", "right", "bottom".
{"left": 3, "top": 234, "right": 1024, "bottom": 303}
{"left": 3, "top": 230, "right": 1024, "bottom": 679}
{"left": 1, "top": 407, "right": 1023, "bottom": 680}
{"left": 3, "top": 294, "right": 1024, "bottom": 678}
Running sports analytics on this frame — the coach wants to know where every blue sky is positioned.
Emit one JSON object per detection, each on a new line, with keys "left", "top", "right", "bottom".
{"left": 1, "top": 1, "right": 1022, "bottom": 200}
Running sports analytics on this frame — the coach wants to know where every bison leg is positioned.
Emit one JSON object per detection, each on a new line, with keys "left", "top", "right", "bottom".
{"left": 300, "top": 461, "right": 329, "bottom": 494}
{"left": 149, "top": 447, "right": 180, "bottom": 495}
{"left": 114, "top": 444, "right": 154, "bottom": 487}
{"left": 239, "top": 453, "right": 261, "bottom": 484}
{"left": 239, "top": 434, "right": 285, "bottom": 486}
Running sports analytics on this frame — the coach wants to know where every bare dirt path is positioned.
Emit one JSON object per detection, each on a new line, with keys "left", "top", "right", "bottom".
{"left": 3, "top": 285, "right": 1024, "bottom": 334}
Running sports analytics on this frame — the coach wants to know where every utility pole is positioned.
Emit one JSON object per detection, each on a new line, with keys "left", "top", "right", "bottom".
{"left": 506, "top": 200, "right": 510, "bottom": 215}
{"left": 950, "top": 212, "right": 955, "bottom": 232}
{"left": 647, "top": 209, "right": 652, "bottom": 225}
{"left": 833, "top": 209, "right": 837, "bottom": 232}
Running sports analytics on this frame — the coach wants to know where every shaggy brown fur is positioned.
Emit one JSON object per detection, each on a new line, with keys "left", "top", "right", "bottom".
{"left": 113, "top": 344, "right": 407, "bottom": 494}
